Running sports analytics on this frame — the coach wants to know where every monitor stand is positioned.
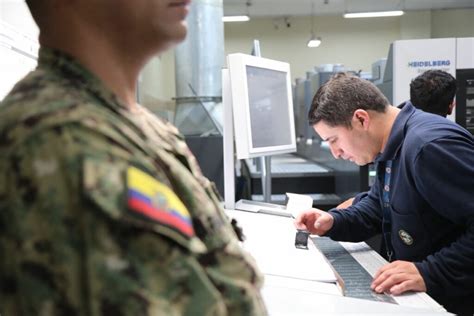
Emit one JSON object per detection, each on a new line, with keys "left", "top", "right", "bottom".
{"left": 235, "top": 199, "right": 292, "bottom": 218}
{"left": 222, "top": 40, "right": 278, "bottom": 211}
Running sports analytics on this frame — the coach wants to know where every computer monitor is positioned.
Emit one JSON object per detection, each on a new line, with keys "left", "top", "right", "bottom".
{"left": 227, "top": 53, "right": 296, "bottom": 159}
{"left": 223, "top": 53, "right": 296, "bottom": 209}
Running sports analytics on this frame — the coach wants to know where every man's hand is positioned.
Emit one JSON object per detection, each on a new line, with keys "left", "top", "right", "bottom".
{"left": 294, "top": 208, "right": 334, "bottom": 235}
{"left": 371, "top": 260, "right": 427, "bottom": 295}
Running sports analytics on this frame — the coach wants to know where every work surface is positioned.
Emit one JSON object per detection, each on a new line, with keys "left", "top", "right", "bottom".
{"left": 226, "top": 209, "right": 451, "bottom": 315}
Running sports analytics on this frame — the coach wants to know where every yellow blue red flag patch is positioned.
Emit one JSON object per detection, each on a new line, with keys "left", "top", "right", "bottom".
{"left": 126, "top": 166, "right": 194, "bottom": 237}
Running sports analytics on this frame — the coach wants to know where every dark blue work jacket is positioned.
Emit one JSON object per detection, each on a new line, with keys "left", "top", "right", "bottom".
{"left": 327, "top": 101, "right": 474, "bottom": 315}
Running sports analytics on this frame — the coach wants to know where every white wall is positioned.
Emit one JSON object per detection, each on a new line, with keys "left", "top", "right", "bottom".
{"left": 2, "top": 2, "right": 473, "bottom": 112}
{"left": 223, "top": 10, "right": 457, "bottom": 81}
{"left": 0, "top": 0, "right": 38, "bottom": 100}
{"left": 138, "top": 8, "right": 474, "bottom": 114}
{"left": 400, "top": 11, "right": 431, "bottom": 40}
{"left": 225, "top": 14, "right": 402, "bottom": 80}
{"left": 431, "top": 9, "right": 474, "bottom": 38}
{"left": 0, "top": 0, "right": 38, "bottom": 38}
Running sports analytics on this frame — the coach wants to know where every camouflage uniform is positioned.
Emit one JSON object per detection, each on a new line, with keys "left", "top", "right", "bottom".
{"left": 0, "top": 48, "right": 267, "bottom": 316}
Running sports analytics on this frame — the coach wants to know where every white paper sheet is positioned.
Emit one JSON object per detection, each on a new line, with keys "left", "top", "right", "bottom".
{"left": 285, "top": 192, "right": 314, "bottom": 218}
{"left": 228, "top": 209, "right": 337, "bottom": 283}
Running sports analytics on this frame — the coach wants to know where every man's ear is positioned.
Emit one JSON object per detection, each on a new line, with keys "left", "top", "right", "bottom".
{"left": 352, "top": 109, "right": 370, "bottom": 130}
{"left": 447, "top": 101, "right": 455, "bottom": 115}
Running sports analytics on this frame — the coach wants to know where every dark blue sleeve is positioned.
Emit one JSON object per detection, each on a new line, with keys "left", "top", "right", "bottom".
{"left": 352, "top": 191, "right": 369, "bottom": 204}
{"left": 413, "top": 136, "right": 474, "bottom": 297}
{"left": 326, "top": 177, "right": 383, "bottom": 242}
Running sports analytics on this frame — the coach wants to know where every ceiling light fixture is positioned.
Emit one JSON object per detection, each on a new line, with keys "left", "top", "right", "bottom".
{"left": 307, "top": 1, "right": 322, "bottom": 48}
{"left": 307, "top": 36, "right": 322, "bottom": 48}
{"left": 223, "top": 0, "right": 251, "bottom": 23}
{"left": 222, "top": 15, "right": 250, "bottom": 22}
{"left": 343, "top": 10, "right": 404, "bottom": 18}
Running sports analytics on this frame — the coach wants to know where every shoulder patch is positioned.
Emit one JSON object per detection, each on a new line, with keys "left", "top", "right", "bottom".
{"left": 127, "top": 166, "right": 195, "bottom": 238}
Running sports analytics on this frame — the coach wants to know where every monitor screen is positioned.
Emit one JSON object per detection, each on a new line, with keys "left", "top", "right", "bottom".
{"left": 227, "top": 53, "right": 296, "bottom": 159}
{"left": 246, "top": 65, "right": 293, "bottom": 148}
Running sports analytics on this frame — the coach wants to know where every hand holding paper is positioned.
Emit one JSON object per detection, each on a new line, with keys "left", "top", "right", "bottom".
{"left": 286, "top": 193, "right": 314, "bottom": 218}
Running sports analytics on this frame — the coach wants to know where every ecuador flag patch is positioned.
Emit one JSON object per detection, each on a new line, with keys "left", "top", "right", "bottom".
{"left": 126, "top": 166, "right": 195, "bottom": 237}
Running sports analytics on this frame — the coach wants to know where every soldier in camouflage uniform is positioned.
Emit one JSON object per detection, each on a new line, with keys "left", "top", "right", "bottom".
{"left": 0, "top": 0, "right": 266, "bottom": 315}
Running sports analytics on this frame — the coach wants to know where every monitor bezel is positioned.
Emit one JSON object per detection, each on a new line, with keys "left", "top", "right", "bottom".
{"left": 228, "top": 53, "right": 296, "bottom": 159}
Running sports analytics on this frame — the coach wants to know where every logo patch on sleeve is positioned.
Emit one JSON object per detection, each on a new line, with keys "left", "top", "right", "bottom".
{"left": 126, "top": 166, "right": 194, "bottom": 237}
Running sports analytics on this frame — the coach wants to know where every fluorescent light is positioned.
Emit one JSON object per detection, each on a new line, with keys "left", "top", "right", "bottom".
{"left": 222, "top": 15, "right": 250, "bottom": 22}
{"left": 343, "top": 10, "right": 404, "bottom": 18}
{"left": 307, "top": 36, "right": 322, "bottom": 48}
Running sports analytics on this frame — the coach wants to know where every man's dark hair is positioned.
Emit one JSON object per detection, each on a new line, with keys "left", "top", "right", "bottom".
{"left": 410, "top": 70, "right": 456, "bottom": 117}
{"left": 308, "top": 72, "right": 390, "bottom": 127}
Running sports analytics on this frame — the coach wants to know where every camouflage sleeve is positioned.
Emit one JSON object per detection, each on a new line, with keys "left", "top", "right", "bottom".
{"left": 129, "top": 106, "right": 268, "bottom": 315}
{"left": 0, "top": 124, "right": 267, "bottom": 316}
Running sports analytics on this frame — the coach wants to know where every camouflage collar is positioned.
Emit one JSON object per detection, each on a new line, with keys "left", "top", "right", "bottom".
{"left": 38, "top": 46, "right": 128, "bottom": 111}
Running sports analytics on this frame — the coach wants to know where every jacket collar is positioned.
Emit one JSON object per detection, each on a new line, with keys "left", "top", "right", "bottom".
{"left": 38, "top": 46, "right": 128, "bottom": 112}
{"left": 376, "top": 101, "right": 416, "bottom": 163}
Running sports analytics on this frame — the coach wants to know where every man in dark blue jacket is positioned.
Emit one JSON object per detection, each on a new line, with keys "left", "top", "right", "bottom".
{"left": 337, "top": 69, "right": 457, "bottom": 209}
{"left": 295, "top": 72, "right": 474, "bottom": 315}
